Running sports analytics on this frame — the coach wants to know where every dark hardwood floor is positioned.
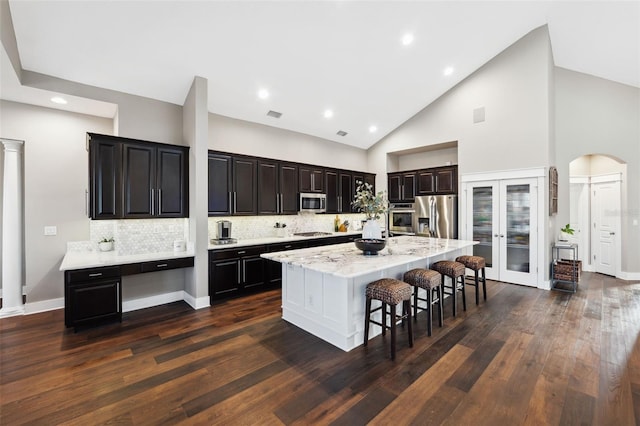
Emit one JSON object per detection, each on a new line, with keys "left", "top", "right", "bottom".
{"left": 1, "top": 272, "right": 639, "bottom": 425}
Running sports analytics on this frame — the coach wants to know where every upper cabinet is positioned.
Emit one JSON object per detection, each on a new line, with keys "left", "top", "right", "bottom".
{"left": 299, "top": 166, "right": 324, "bottom": 193}
{"left": 388, "top": 172, "right": 416, "bottom": 203}
{"left": 208, "top": 153, "right": 258, "bottom": 216}
{"left": 257, "top": 160, "right": 298, "bottom": 215}
{"left": 390, "top": 165, "right": 458, "bottom": 202}
{"left": 88, "top": 133, "right": 189, "bottom": 220}
{"left": 232, "top": 157, "right": 258, "bottom": 215}
{"left": 208, "top": 153, "right": 233, "bottom": 215}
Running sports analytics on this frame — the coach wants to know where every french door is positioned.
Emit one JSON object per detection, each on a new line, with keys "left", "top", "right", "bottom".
{"left": 465, "top": 178, "right": 538, "bottom": 287}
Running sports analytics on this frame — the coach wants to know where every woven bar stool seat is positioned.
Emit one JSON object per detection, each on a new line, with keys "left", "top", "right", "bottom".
{"left": 430, "top": 260, "right": 467, "bottom": 317}
{"left": 403, "top": 269, "right": 443, "bottom": 336}
{"left": 364, "top": 278, "right": 413, "bottom": 360}
{"left": 456, "top": 255, "right": 487, "bottom": 305}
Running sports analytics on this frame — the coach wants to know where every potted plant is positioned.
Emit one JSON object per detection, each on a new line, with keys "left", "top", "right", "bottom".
{"left": 559, "top": 224, "right": 574, "bottom": 242}
{"left": 98, "top": 237, "right": 114, "bottom": 252}
{"left": 352, "top": 182, "right": 388, "bottom": 239}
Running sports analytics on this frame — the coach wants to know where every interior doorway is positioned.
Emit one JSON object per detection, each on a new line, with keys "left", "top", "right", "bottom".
{"left": 569, "top": 155, "right": 624, "bottom": 277}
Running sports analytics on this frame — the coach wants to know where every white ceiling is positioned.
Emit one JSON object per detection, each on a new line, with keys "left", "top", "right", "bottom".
{"left": 4, "top": 1, "right": 639, "bottom": 149}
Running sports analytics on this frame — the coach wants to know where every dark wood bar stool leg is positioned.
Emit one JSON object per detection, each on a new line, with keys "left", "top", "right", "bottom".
{"left": 431, "top": 261, "right": 466, "bottom": 317}
{"left": 455, "top": 255, "right": 487, "bottom": 306}
{"left": 403, "top": 268, "right": 442, "bottom": 337}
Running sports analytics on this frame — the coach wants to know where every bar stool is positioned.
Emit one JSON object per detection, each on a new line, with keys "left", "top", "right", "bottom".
{"left": 403, "top": 269, "right": 443, "bottom": 336}
{"left": 455, "top": 255, "right": 487, "bottom": 305}
{"left": 364, "top": 278, "right": 413, "bottom": 360}
{"left": 430, "top": 260, "right": 466, "bottom": 317}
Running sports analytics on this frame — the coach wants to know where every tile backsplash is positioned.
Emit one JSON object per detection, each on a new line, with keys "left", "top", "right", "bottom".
{"left": 208, "top": 213, "right": 382, "bottom": 240}
{"left": 90, "top": 218, "right": 189, "bottom": 255}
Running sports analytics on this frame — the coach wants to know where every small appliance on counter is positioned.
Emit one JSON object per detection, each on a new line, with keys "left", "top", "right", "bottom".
{"left": 210, "top": 220, "right": 237, "bottom": 245}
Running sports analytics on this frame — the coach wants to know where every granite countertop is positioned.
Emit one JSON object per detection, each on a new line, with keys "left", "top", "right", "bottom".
{"left": 261, "top": 235, "right": 476, "bottom": 278}
{"left": 60, "top": 248, "right": 195, "bottom": 271}
{"left": 207, "top": 230, "right": 363, "bottom": 250}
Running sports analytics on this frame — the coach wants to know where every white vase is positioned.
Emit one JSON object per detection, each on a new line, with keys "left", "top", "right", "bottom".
{"left": 362, "top": 219, "right": 382, "bottom": 239}
{"left": 558, "top": 231, "right": 570, "bottom": 242}
{"left": 98, "top": 241, "right": 114, "bottom": 252}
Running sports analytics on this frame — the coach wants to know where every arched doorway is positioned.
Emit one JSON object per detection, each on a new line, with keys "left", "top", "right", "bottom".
{"left": 569, "top": 154, "right": 625, "bottom": 277}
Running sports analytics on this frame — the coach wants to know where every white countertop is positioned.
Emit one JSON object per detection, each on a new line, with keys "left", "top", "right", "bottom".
{"left": 261, "top": 235, "right": 476, "bottom": 278}
{"left": 60, "top": 249, "right": 195, "bottom": 271}
{"left": 207, "top": 231, "right": 362, "bottom": 250}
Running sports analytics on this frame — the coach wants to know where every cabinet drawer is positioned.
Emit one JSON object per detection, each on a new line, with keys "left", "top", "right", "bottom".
{"left": 210, "top": 246, "right": 264, "bottom": 260}
{"left": 268, "top": 241, "right": 308, "bottom": 252}
{"left": 66, "top": 266, "right": 120, "bottom": 283}
{"left": 140, "top": 257, "right": 194, "bottom": 273}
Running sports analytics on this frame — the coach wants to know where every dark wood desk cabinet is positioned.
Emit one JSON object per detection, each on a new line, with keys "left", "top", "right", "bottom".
{"left": 64, "top": 257, "right": 194, "bottom": 330}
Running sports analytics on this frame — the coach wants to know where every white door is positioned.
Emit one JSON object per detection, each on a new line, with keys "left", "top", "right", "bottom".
{"left": 465, "top": 178, "right": 538, "bottom": 286}
{"left": 569, "top": 181, "right": 589, "bottom": 265}
{"left": 591, "top": 181, "right": 619, "bottom": 276}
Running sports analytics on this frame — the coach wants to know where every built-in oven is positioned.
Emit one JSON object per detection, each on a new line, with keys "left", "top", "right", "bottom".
{"left": 388, "top": 203, "right": 416, "bottom": 235}
{"left": 299, "top": 192, "right": 327, "bottom": 213}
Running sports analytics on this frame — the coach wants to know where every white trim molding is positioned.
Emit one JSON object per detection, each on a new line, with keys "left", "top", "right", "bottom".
{"left": 24, "top": 298, "right": 64, "bottom": 315}
{"left": 183, "top": 291, "right": 211, "bottom": 310}
{"left": 122, "top": 291, "right": 185, "bottom": 313}
{"left": 460, "top": 167, "right": 546, "bottom": 182}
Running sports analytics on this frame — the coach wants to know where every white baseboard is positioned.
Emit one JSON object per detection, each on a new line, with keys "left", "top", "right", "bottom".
{"left": 24, "top": 298, "right": 65, "bottom": 315}
{"left": 618, "top": 271, "right": 640, "bottom": 281}
{"left": 122, "top": 291, "right": 185, "bottom": 313}
{"left": 538, "top": 280, "right": 551, "bottom": 291}
{"left": 183, "top": 291, "right": 210, "bottom": 310}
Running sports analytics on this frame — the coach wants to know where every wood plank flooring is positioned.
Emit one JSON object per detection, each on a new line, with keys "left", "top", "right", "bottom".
{"left": 1, "top": 272, "right": 639, "bottom": 425}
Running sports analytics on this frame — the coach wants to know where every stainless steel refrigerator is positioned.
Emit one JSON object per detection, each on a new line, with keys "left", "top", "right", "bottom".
{"left": 414, "top": 195, "right": 458, "bottom": 239}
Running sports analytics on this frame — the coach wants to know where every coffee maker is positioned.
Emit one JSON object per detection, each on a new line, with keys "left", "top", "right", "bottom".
{"left": 211, "top": 220, "right": 236, "bottom": 244}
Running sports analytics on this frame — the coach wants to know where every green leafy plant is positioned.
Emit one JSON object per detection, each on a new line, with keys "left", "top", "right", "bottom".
{"left": 560, "top": 224, "right": 574, "bottom": 235}
{"left": 352, "top": 182, "right": 388, "bottom": 220}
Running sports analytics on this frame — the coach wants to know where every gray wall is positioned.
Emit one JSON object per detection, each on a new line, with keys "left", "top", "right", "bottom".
{"left": 555, "top": 67, "right": 640, "bottom": 272}
{"left": 0, "top": 100, "right": 112, "bottom": 301}
{"left": 209, "top": 113, "right": 369, "bottom": 172}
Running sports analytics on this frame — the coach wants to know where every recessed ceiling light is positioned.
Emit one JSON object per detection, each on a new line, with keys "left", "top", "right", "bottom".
{"left": 51, "top": 96, "right": 67, "bottom": 104}
{"left": 324, "top": 109, "right": 334, "bottom": 119}
{"left": 369, "top": 125, "right": 378, "bottom": 133}
{"left": 401, "top": 33, "right": 414, "bottom": 46}
{"left": 257, "top": 89, "right": 269, "bottom": 99}
{"left": 443, "top": 66, "right": 454, "bottom": 76}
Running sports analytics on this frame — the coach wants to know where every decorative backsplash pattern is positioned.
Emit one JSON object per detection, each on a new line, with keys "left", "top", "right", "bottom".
{"left": 208, "top": 213, "right": 382, "bottom": 240}
{"left": 90, "top": 218, "right": 189, "bottom": 255}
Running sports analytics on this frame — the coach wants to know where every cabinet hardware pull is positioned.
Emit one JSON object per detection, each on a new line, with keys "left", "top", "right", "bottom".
{"left": 285, "top": 245, "right": 292, "bottom": 248}
{"left": 156, "top": 263, "right": 168, "bottom": 267}
{"left": 150, "top": 189, "right": 155, "bottom": 215}
{"left": 276, "top": 193, "right": 280, "bottom": 214}
{"left": 89, "top": 273, "right": 103, "bottom": 277}
{"left": 158, "top": 189, "right": 162, "bottom": 215}
{"left": 85, "top": 189, "right": 89, "bottom": 217}
{"left": 237, "top": 251, "right": 246, "bottom": 254}
{"left": 234, "top": 192, "right": 237, "bottom": 213}
{"left": 280, "top": 194, "right": 284, "bottom": 212}
{"left": 228, "top": 192, "right": 232, "bottom": 212}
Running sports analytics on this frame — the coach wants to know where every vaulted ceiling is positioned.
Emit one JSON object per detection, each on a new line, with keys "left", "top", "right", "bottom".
{"left": 3, "top": 1, "right": 639, "bottom": 149}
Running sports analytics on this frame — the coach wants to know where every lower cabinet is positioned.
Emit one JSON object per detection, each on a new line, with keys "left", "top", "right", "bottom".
{"left": 209, "top": 246, "right": 266, "bottom": 302}
{"left": 64, "top": 266, "right": 122, "bottom": 329}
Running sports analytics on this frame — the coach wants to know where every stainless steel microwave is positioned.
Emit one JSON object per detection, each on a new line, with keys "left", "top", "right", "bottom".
{"left": 299, "top": 193, "right": 326, "bottom": 213}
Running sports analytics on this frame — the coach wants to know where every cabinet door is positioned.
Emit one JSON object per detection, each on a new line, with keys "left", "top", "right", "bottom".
{"left": 208, "top": 153, "right": 232, "bottom": 216}
{"left": 210, "top": 259, "right": 241, "bottom": 300}
{"left": 258, "top": 160, "right": 278, "bottom": 215}
{"left": 339, "top": 172, "right": 353, "bottom": 213}
{"left": 157, "top": 146, "right": 188, "bottom": 217}
{"left": 435, "top": 166, "right": 457, "bottom": 194}
{"left": 242, "top": 256, "right": 265, "bottom": 289}
{"left": 67, "top": 280, "right": 121, "bottom": 327}
{"left": 300, "top": 167, "right": 324, "bottom": 193}
{"left": 402, "top": 173, "right": 416, "bottom": 201}
{"left": 232, "top": 157, "right": 257, "bottom": 215}
{"left": 123, "top": 143, "right": 155, "bottom": 218}
{"left": 89, "top": 138, "right": 121, "bottom": 219}
{"left": 388, "top": 174, "right": 402, "bottom": 202}
{"left": 364, "top": 173, "right": 376, "bottom": 190}
{"left": 279, "top": 163, "right": 299, "bottom": 214}
{"left": 417, "top": 170, "right": 435, "bottom": 195}
{"left": 325, "top": 170, "right": 338, "bottom": 213}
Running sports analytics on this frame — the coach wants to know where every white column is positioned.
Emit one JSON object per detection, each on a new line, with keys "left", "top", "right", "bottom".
{"left": 1, "top": 139, "right": 25, "bottom": 317}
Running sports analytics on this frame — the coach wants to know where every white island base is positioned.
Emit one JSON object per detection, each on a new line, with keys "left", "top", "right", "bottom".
{"left": 265, "top": 236, "right": 476, "bottom": 351}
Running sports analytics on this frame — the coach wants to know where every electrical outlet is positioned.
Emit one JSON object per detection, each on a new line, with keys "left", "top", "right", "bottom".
{"left": 44, "top": 226, "right": 57, "bottom": 236}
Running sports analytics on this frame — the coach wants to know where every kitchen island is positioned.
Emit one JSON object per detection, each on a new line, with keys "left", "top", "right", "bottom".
{"left": 261, "top": 236, "right": 476, "bottom": 351}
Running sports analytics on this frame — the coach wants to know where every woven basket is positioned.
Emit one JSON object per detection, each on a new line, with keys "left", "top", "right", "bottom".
{"left": 554, "top": 259, "right": 581, "bottom": 282}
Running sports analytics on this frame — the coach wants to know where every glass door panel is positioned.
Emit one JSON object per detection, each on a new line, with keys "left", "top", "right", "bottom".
{"left": 505, "top": 184, "right": 530, "bottom": 273}
{"left": 472, "top": 186, "right": 494, "bottom": 268}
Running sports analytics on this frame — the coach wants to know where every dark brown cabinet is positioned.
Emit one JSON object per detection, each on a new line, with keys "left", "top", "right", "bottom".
{"left": 88, "top": 133, "right": 189, "bottom": 219}
{"left": 64, "top": 266, "right": 121, "bottom": 329}
{"left": 209, "top": 246, "right": 265, "bottom": 302}
{"left": 89, "top": 138, "right": 121, "bottom": 219}
{"left": 325, "top": 170, "right": 338, "bottom": 213}
{"left": 258, "top": 160, "right": 298, "bottom": 215}
{"left": 327, "top": 171, "right": 360, "bottom": 214}
{"left": 388, "top": 172, "right": 416, "bottom": 202}
{"left": 208, "top": 153, "right": 233, "bottom": 215}
{"left": 299, "top": 166, "right": 324, "bottom": 193}
{"left": 416, "top": 166, "right": 458, "bottom": 195}
{"left": 232, "top": 157, "right": 257, "bottom": 215}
